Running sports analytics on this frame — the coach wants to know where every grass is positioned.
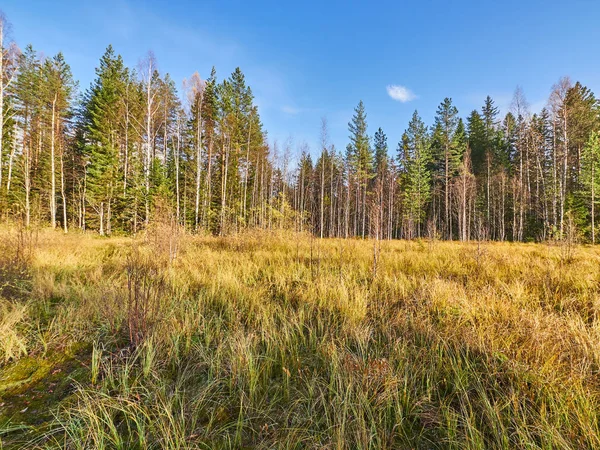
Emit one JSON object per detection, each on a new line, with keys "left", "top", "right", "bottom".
{"left": 1, "top": 227, "right": 600, "bottom": 448}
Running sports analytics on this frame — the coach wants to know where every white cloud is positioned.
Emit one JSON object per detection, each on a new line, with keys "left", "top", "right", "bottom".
{"left": 386, "top": 85, "right": 417, "bottom": 103}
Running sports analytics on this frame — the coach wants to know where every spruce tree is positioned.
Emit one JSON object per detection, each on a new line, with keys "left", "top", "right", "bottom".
{"left": 582, "top": 131, "right": 600, "bottom": 243}
{"left": 403, "top": 110, "right": 431, "bottom": 238}
{"left": 347, "top": 100, "right": 371, "bottom": 236}
{"left": 373, "top": 127, "right": 388, "bottom": 176}
{"left": 82, "top": 45, "right": 128, "bottom": 235}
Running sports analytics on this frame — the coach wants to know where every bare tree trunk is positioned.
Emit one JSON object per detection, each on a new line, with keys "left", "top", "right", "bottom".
{"left": 362, "top": 182, "right": 367, "bottom": 238}
{"left": 220, "top": 136, "right": 229, "bottom": 234}
{"left": 77, "top": 182, "right": 82, "bottom": 229}
{"left": 194, "top": 101, "right": 202, "bottom": 230}
{"left": 329, "top": 155, "right": 335, "bottom": 237}
{"left": 445, "top": 145, "right": 450, "bottom": 240}
{"left": 519, "top": 137, "right": 524, "bottom": 242}
{"left": 486, "top": 152, "right": 491, "bottom": 232}
{"left": 203, "top": 137, "right": 213, "bottom": 229}
{"left": 561, "top": 110, "right": 568, "bottom": 238}
{"left": 260, "top": 151, "right": 265, "bottom": 227}
{"left": 299, "top": 162, "right": 305, "bottom": 233}
{"left": 50, "top": 95, "right": 57, "bottom": 228}
{"left": 462, "top": 175, "right": 467, "bottom": 242}
{"left": 0, "top": 19, "right": 4, "bottom": 192}
{"left": 82, "top": 169, "right": 87, "bottom": 231}
{"left": 175, "top": 115, "right": 181, "bottom": 224}
{"left": 61, "top": 152, "right": 67, "bottom": 233}
{"left": 512, "top": 178, "right": 517, "bottom": 241}
{"left": 99, "top": 202, "right": 104, "bottom": 236}
{"left": 107, "top": 200, "right": 111, "bottom": 235}
{"left": 355, "top": 180, "right": 360, "bottom": 237}
{"left": 24, "top": 138, "right": 31, "bottom": 227}
{"left": 143, "top": 55, "right": 156, "bottom": 226}
{"left": 123, "top": 89, "right": 130, "bottom": 196}
{"left": 388, "top": 174, "right": 394, "bottom": 240}
{"left": 500, "top": 173, "right": 505, "bottom": 241}
{"left": 592, "top": 161, "right": 595, "bottom": 244}
{"left": 243, "top": 119, "right": 252, "bottom": 223}
{"left": 6, "top": 127, "right": 15, "bottom": 192}
{"left": 552, "top": 119, "right": 557, "bottom": 230}
{"left": 320, "top": 150, "right": 325, "bottom": 239}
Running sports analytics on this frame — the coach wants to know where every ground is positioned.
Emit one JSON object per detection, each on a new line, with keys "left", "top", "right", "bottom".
{"left": 0, "top": 228, "right": 599, "bottom": 449}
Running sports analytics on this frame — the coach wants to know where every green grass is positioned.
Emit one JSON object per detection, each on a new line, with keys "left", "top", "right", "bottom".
{"left": 1, "top": 228, "right": 600, "bottom": 448}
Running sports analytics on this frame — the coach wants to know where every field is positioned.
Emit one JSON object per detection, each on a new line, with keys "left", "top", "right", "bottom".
{"left": 1, "top": 228, "right": 600, "bottom": 449}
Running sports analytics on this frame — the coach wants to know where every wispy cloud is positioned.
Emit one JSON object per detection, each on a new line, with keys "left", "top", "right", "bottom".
{"left": 281, "top": 105, "right": 301, "bottom": 115}
{"left": 386, "top": 84, "right": 417, "bottom": 103}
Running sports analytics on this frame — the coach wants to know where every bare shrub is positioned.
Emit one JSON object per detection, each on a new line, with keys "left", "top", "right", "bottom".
{"left": 426, "top": 216, "right": 439, "bottom": 252}
{"left": 0, "top": 224, "right": 37, "bottom": 298}
{"left": 146, "top": 195, "right": 183, "bottom": 265}
{"left": 561, "top": 212, "right": 579, "bottom": 264}
{"left": 369, "top": 200, "right": 382, "bottom": 279}
{"left": 126, "top": 246, "right": 167, "bottom": 347}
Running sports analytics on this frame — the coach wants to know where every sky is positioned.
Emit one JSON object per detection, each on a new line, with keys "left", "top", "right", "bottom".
{"left": 4, "top": 0, "right": 600, "bottom": 160}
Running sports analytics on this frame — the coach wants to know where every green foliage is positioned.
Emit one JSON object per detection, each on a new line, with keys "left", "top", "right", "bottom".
{"left": 3, "top": 12, "right": 600, "bottom": 243}
{"left": 581, "top": 131, "right": 600, "bottom": 240}
{"left": 400, "top": 110, "right": 431, "bottom": 237}
{"left": 82, "top": 46, "right": 129, "bottom": 231}
{"left": 347, "top": 100, "right": 372, "bottom": 186}
{"left": 373, "top": 126, "right": 388, "bottom": 176}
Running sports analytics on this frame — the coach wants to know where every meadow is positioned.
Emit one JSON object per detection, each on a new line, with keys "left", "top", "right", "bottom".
{"left": 1, "top": 226, "right": 600, "bottom": 449}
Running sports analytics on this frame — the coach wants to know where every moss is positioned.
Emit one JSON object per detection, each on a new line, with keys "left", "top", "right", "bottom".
{"left": 0, "top": 343, "right": 91, "bottom": 444}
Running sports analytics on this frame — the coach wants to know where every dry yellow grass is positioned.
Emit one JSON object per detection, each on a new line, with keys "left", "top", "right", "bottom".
{"left": 1, "top": 228, "right": 600, "bottom": 448}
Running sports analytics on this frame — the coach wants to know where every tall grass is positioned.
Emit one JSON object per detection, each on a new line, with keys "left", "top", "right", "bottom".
{"left": 1, "top": 229, "right": 600, "bottom": 448}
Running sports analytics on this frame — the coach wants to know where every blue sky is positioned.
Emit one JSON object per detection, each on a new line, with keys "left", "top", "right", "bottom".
{"left": 4, "top": 0, "right": 600, "bottom": 160}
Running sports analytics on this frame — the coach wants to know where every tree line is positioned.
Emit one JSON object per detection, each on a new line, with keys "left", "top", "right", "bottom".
{"left": 1, "top": 11, "right": 600, "bottom": 242}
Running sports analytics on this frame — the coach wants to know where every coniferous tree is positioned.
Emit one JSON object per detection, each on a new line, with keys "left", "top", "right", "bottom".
{"left": 13, "top": 45, "right": 42, "bottom": 226}
{"left": 41, "top": 52, "right": 76, "bottom": 230}
{"left": 81, "top": 46, "right": 129, "bottom": 235}
{"left": 401, "top": 110, "right": 431, "bottom": 238}
{"left": 433, "top": 98, "right": 460, "bottom": 239}
{"left": 0, "top": 12, "right": 19, "bottom": 199}
{"left": 582, "top": 131, "right": 600, "bottom": 243}
{"left": 347, "top": 100, "right": 371, "bottom": 237}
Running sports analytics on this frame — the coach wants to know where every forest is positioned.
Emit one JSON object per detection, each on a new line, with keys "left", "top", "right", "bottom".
{"left": 1, "top": 12, "right": 599, "bottom": 243}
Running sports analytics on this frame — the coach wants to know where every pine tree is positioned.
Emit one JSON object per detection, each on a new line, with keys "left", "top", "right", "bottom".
{"left": 373, "top": 127, "right": 388, "bottom": 177}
